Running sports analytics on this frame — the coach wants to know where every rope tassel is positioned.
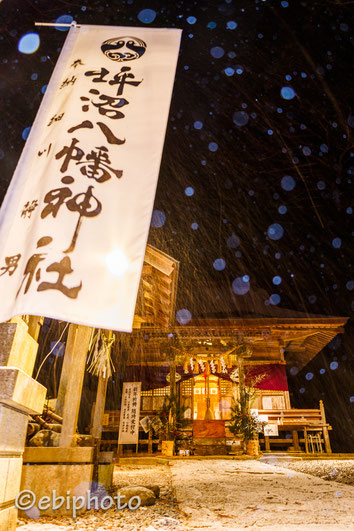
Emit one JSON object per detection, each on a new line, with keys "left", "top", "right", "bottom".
{"left": 87, "top": 329, "right": 115, "bottom": 379}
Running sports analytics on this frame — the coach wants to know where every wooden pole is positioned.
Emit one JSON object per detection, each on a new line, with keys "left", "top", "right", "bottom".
{"left": 170, "top": 355, "right": 176, "bottom": 430}
{"left": 148, "top": 428, "right": 153, "bottom": 454}
{"left": 319, "top": 399, "right": 332, "bottom": 454}
{"left": 58, "top": 324, "right": 93, "bottom": 447}
{"left": 27, "top": 316, "right": 44, "bottom": 341}
{"left": 91, "top": 330, "right": 113, "bottom": 439}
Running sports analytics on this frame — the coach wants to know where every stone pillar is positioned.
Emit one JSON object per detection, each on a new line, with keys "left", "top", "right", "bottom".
{"left": 0, "top": 318, "right": 46, "bottom": 531}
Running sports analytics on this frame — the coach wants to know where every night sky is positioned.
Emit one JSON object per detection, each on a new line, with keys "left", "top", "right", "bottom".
{"left": 0, "top": 0, "right": 353, "bottom": 450}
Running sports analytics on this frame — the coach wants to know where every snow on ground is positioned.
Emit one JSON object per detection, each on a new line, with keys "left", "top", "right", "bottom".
{"left": 171, "top": 459, "right": 354, "bottom": 530}
{"left": 273, "top": 458, "right": 354, "bottom": 486}
{"left": 17, "top": 459, "right": 354, "bottom": 530}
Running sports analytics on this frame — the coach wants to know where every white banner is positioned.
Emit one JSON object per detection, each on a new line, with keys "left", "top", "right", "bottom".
{"left": 118, "top": 382, "right": 141, "bottom": 445}
{"left": 0, "top": 25, "right": 181, "bottom": 331}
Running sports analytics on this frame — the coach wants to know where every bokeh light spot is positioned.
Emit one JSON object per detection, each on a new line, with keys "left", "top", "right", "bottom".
{"left": 267, "top": 223, "right": 284, "bottom": 240}
{"left": 226, "top": 21, "right": 237, "bottom": 29}
{"left": 213, "top": 258, "right": 226, "bottom": 271}
{"left": 302, "top": 146, "right": 311, "bottom": 156}
{"left": 281, "top": 175, "right": 296, "bottom": 191}
{"left": 270, "top": 294, "right": 281, "bottom": 305}
{"left": 232, "top": 277, "right": 250, "bottom": 296}
{"left": 227, "top": 233, "right": 240, "bottom": 248}
{"left": 208, "top": 142, "right": 218, "bottom": 152}
{"left": 176, "top": 308, "right": 192, "bottom": 325}
{"left": 185, "top": 186, "right": 194, "bottom": 196}
{"left": 346, "top": 280, "right": 354, "bottom": 291}
{"left": 22, "top": 126, "right": 31, "bottom": 140}
{"left": 210, "top": 46, "right": 224, "bottom": 58}
{"left": 137, "top": 9, "right": 156, "bottom": 23}
{"left": 233, "top": 111, "right": 249, "bottom": 127}
{"left": 280, "top": 86, "right": 296, "bottom": 100}
{"left": 55, "top": 15, "right": 73, "bottom": 31}
{"left": 18, "top": 33, "right": 40, "bottom": 54}
{"left": 151, "top": 210, "right": 166, "bottom": 228}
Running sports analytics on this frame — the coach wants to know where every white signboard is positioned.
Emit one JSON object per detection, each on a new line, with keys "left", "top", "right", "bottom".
{"left": 0, "top": 25, "right": 181, "bottom": 332}
{"left": 118, "top": 382, "right": 141, "bottom": 444}
{"left": 264, "top": 424, "right": 279, "bottom": 437}
{"left": 262, "top": 397, "right": 273, "bottom": 410}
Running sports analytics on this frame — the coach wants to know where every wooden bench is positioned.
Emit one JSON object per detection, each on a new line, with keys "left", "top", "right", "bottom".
{"left": 257, "top": 400, "right": 332, "bottom": 454}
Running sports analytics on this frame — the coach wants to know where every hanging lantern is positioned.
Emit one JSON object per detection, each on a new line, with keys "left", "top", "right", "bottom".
{"left": 217, "top": 358, "right": 222, "bottom": 373}
{"left": 193, "top": 360, "right": 199, "bottom": 373}
{"left": 227, "top": 355, "right": 232, "bottom": 369}
{"left": 205, "top": 361, "right": 210, "bottom": 375}
{"left": 183, "top": 356, "right": 189, "bottom": 374}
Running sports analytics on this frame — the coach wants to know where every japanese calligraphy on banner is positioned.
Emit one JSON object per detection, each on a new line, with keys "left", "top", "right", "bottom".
{"left": 118, "top": 382, "right": 141, "bottom": 445}
{"left": 0, "top": 25, "right": 181, "bottom": 331}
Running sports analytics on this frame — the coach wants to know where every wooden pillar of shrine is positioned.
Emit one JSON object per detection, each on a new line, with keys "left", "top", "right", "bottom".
{"left": 57, "top": 324, "right": 93, "bottom": 447}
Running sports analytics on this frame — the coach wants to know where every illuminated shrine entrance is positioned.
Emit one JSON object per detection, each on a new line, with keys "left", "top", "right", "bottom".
{"left": 192, "top": 375, "right": 233, "bottom": 420}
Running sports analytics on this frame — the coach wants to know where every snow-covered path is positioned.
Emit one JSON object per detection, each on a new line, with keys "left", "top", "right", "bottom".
{"left": 170, "top": 459, "right": 354, "bottom": 530}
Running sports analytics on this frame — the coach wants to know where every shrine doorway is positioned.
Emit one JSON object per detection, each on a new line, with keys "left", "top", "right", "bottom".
{"left": 191, "top": 375, "right": 233, "bottom": 420}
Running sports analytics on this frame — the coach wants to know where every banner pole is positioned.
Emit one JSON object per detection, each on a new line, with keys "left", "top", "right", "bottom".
{"left": 35, "top": 21, "right": 79, "bottom": 28}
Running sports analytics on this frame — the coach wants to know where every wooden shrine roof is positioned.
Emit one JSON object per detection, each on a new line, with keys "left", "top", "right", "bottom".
{"left": 127, "top": 248, "right": 348, "bottom": 370}
{"left": 123, "top": 316, "right": 348, "bottom": 371}
{"left": 132, "top": 245, "right": 179, "bottom": 330}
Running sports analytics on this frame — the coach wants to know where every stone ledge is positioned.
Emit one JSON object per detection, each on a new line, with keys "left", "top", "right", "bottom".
{"left": 0, "top": 505, "right": 17, "bottom": 531}
{"left": 0, "top": 405, "right": 28, "bottom": 452}
{"left": 23, "top": 446, "right": 94, "bottom": 463}
{"left": 0, "top": 368, "right": 46, "bottom": 415}
{"left": 0, "top": 320, "right": 38, "bottom": 376}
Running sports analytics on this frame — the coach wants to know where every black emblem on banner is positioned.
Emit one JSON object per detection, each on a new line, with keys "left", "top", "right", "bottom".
{"left": 101, "top": 36, "right": 147, "bottom": 62}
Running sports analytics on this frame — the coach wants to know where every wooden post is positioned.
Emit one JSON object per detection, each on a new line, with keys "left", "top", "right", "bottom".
{"left": 238, "top": 356, "right": 245, "bottom": 399}
{"left": 27, "top": 316, "right": 44, "bottom": 341}
{"left": 91, "top": 375, "right": 108, "bottom": 439}
{"left": 170, "top": 356, "right": 176, "bottom": 430}
{"left": 148, "top": 428, "right": 153, "bottom": 454}
{"left": 319, "top": 400, "right": 326, "bottom": 423}
{"left": 91, "top": 330, "right": 113, "bottom": 440}
{"left": 322, "top": 426, "right": 332, "bottom": 454}
{"left": 265, "top": 435, "right": 270, "bottom": 452}
{"left": 319, "top": 400, "right": 332, "bottom": 454}
{"left": 304, "top": 427, "right": 309, "bottom": 454}
{"left": 292, "top": 430, "right": 300, "bottom": 452}
{"left": 58, "top": 324, "right": 93, "bottom": 447}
